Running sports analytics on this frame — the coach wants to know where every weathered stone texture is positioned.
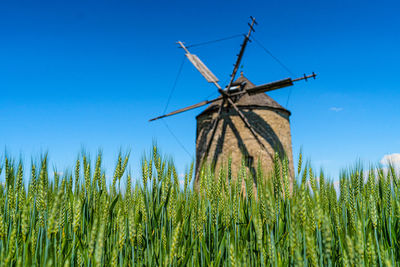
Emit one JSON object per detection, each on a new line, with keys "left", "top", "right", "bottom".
{"left": 195, "top": 105, "right": 294, "bottom": 185}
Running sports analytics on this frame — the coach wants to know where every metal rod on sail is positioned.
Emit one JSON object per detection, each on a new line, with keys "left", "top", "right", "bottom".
{"left": 149, "top": 96, "right": 222, "bottom": 121}
{"left": 246, "top": 73, "right": 317, "bottom": 95}
{"left": 226, "top": 17, "right": 257, "bottom": 94}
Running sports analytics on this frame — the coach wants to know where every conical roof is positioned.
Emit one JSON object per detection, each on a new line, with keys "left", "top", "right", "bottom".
{"left": 197, "top": 73, "right": 291, "bottom": 118}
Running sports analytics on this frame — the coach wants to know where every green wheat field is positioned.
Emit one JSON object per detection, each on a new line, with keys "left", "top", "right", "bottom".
{"left": 0, "top": 147, "right": 399, "bottom": 266}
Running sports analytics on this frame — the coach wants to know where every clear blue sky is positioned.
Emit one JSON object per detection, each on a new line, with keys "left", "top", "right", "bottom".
{"left": 1, "top": 0, "right": 399, "bottom": 182}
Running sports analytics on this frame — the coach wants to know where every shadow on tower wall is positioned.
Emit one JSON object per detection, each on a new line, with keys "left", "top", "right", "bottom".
{"left": 198, "top": 107, "right": 288, "bottom": 184}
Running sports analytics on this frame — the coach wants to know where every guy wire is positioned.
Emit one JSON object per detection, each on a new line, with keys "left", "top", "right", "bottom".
{"left": 161, "top": 55, "right": 192, "bottom": 158}
{"left": 251, "top": 36, "right": 296, "bottom": 108}
{"left": 163, "top": 55, "right": 186, "bottom": 114}
{"left": 185, "top": 34, "right": 242, "bottom": 48}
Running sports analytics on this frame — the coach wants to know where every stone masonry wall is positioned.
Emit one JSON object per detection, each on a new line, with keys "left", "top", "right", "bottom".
{"left": 195, "top": 106, "right": 294, "bottom": 187}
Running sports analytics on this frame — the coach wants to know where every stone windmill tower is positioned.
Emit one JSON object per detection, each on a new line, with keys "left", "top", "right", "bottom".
{"left": 150, "top": 17, "right": 316, "bottom": 186}
{"left": 195, "top": 72, "right": 295, "bottom": 180}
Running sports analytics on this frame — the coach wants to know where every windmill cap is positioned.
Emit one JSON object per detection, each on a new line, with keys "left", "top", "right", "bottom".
{"left": 197, "top": 74, "right": 291, "bottom": 118}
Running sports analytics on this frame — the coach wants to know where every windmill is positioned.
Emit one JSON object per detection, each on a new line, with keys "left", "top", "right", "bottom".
{"left": 150, "top": 17, "right": 316, "bottom": 185}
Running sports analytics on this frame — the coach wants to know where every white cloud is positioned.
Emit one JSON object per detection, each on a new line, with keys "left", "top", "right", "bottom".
{"left": 330, "top": 107, "right": 343, "bottom": 112}
{"left": 380, "top": 153, "right": 400, "bottom": 166}
{"left": 333, "top": 180, "right": 340, "bottom": 193}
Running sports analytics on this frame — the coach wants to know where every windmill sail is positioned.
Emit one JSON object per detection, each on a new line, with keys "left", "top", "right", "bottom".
{"left": 246, "top": 78, "right": 293, "bottom": 95}
{"left": 245, "top": 73, "right": 317, "bottom": 95}
{"left": 186, "top": 54, "right": 219, "bottom": 83}
{"left": 149, "top": 95, "right": 222, "bottom": 121}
